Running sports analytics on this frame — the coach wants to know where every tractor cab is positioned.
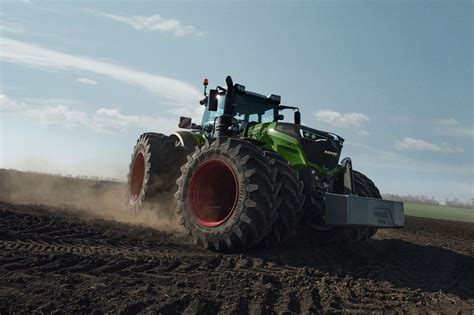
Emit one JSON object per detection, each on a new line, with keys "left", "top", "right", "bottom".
{"left": 201, "top": 90, "right": 276, "bottom": 126}
{"left": 184, "top": 76, "right": 301, "bottom": 139}
{"left": 200, "top": 84, "right": 279, "bottom": 138}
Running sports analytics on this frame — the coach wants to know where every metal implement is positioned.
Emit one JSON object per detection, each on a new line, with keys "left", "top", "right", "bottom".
{"left": 324, "top": 193, "right": 405, "bottom": 227}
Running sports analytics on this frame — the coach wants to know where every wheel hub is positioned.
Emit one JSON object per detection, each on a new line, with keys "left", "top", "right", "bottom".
{"left": 189, "top": 160, "right": 238, "bottom": 227}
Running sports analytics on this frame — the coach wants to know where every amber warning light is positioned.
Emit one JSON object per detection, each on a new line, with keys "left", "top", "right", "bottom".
{"left": 203, "top": 78, "right": 209, "bottom": 86}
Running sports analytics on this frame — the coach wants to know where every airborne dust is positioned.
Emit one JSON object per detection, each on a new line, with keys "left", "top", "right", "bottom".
{"left": 0, "top": 169, "right": 184, "bottom": 234}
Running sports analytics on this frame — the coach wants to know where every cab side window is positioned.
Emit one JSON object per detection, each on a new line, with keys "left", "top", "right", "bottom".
{"left": 249, "top": 114, "right": 260, "bottom": 123}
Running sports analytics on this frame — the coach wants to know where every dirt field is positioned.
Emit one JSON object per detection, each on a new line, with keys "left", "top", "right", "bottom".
{"left": 0, "top": 170, "right": 473, "bottom": 313}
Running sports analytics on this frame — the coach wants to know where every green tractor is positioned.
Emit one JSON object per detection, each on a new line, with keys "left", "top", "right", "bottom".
{"left": 127, "top": 76, "right": 404, "bottom": 251}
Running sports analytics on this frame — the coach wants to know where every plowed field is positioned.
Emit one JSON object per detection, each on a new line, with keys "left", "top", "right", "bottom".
{"left": 0, "top": 170, "right": 472, "bottom": 313}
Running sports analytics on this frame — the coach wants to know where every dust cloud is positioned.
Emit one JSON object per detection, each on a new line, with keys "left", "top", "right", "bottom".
{"left": 0, "top": 169, "right": 184, "bottom": 234}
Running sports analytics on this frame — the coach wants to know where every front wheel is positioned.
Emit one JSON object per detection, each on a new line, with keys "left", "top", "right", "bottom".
{"left": 261, "top": 151, "right": 305, "bottom": 247}
{"left": 175, "top": 138, "right": 280, "bottom": 251}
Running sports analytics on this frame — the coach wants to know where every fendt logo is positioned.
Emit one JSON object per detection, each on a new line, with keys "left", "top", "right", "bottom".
{"left": 324, "top": 150, "right": 338, "bottom": 157}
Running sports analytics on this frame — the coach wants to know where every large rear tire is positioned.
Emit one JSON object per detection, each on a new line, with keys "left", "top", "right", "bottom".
{"left": 262, "top": 151, "right": 305, "bottom": 247}
{"left": 126, "top": 133, "right": 187, "bottom": 213}
{"left": 299, "top": 170, "right": 381, "bottom": 245}
{"left": 175, "top": 138, "right": 280, "bottom": 251}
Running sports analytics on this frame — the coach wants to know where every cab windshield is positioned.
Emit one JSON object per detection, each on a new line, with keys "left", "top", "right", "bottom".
{"left": 234, "top": 109, "right": 274, "bottom": 124}
{"left": 201, "top": 93, "right": 276, "bottom": 126}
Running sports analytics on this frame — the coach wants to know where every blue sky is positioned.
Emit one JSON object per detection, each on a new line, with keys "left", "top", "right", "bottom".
{"left": 0, "top": 1, "right": 472, "bottom": 202}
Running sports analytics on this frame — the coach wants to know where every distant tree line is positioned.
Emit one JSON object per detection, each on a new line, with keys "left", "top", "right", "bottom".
{"left": 445, "top": 198, "right": 474, "bottom": 209}
{"left": 383, "top": 193, "right": 474, "bottom": 209}
{"left": 2, "top": 168, "right": 121, "bottom": 183}
{"left": 383, "top": 194, "right": 440, "bottom": 205}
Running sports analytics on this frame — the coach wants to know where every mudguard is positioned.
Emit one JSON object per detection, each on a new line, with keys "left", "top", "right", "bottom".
{"left": 171, "top": 131, "right": 203, "bottom": 153}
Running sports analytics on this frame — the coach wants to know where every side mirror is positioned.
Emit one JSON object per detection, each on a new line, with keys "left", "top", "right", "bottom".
{"left": 208, "top": 89, "right": 218, "bottom": 111}
{"left": 178, "top": 116, "right": 192, "bottom": 129}
{"left": 294, "top": 111, "right": 301, "bottom": 125}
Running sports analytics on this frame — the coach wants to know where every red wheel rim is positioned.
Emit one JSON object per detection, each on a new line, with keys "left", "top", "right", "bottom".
{"left": 189, "top": 160, "right": 238, "bottom": 227}
{"left": 130, "top": 152, "right": 145, "bottom": 201}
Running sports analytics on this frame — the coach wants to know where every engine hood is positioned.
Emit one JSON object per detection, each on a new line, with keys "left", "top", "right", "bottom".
{"left": 275, "top": 122, "right": 344, "bottom": 144}
{"left": 275, "top": 122, "right": 344, "bottom": 170}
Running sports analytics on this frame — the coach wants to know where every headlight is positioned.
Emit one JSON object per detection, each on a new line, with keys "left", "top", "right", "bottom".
{"left": 300, "top": 129, "right": 325, "bottom": 141}
{"left": 275, "top": 123, "right": 301, "bottom": 138}
{"left": 276, "top": 123, "right": 344, "bottom": 146}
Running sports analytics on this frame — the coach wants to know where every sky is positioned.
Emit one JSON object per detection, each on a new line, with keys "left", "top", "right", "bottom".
{"left": 0, "top": 0, "right": 472, "bottom": 202}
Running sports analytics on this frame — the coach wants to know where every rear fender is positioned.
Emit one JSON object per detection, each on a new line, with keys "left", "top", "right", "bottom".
{"left": 171, "top": 131, "right": 205, "bottom": 153}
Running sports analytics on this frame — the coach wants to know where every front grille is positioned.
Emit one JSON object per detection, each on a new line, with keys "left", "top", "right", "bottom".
{"left": 301, "top": 138, "right": 341, "bottom": 170}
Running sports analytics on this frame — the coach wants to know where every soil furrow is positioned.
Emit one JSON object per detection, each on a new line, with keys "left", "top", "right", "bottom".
{"left": 0, "top": 199, "right": 472, "bottom": 313}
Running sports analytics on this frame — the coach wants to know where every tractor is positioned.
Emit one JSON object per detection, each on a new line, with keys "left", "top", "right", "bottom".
{"left": 127, "top": 76, "right": 404, "bottom": 251}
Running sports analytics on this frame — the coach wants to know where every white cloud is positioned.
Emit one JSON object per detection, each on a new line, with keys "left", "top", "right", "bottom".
{"left": 394, "top": 138, "right": 441, "bottom": 152}
{"left": 394, "top": 137, "right": 464, "bottom": 153}
{"left": 315, "top": 110, "right": 369, "bottom": 128}
{"left": 0, "top": 38, "right": 202, "bottom": 117}
{"left": 314, "top": 110, "right": 369, "bottom": 136}
{"left": 24, "top": 98, "right": 85, "bottom": 107}
{"left": 76, "top": 77, "right": 98, "bottom": 85}
{"left": 0, "top": 93, "right": 177, "bottom": 134}
{"left": 95, "top": 12, "right": 204, "bottom": 37}
{"left": 434, "top": 118, "right": 474, "bottom": 139}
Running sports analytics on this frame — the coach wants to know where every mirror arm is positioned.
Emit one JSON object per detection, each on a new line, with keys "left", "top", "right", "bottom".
{"left": 279, "top": 105, "right": 300, "bottom": 111}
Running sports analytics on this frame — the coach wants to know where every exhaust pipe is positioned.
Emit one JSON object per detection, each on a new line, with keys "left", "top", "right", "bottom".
{"left": 215, "top": 75, "right": 234, "bottom": 137}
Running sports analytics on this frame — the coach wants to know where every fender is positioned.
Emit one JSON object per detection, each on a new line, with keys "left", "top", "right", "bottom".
{"left": 171, "top": 131, "right": 202, "bottom": 153}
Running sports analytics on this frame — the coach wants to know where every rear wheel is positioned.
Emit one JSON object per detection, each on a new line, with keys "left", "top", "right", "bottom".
{"left": 299, "top": 170, "right": 381, "bottom": 245}
{"left": 126, "top": 133, "right": 187, "bottom": 213}
{"left": 175, "top": 138, "right": 280, "bottom": 251}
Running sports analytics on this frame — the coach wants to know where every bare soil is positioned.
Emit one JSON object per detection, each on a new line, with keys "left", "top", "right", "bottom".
{"left": 0, "top": 170, "right": 473, "bottom": 314}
